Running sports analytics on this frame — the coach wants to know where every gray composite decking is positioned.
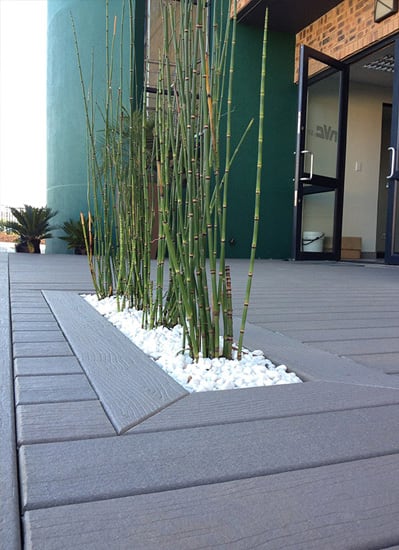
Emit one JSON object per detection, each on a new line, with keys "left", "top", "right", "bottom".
{"left": 2, "top": 253, "right": 399, "bottom": 548}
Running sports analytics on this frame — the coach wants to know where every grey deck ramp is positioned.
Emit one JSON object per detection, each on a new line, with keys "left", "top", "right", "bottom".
{"left": 43, "top": 290, "right": 188, "bottom": 433}
{"left": 23, "top": 453, "right": 399, "bottom": 550}
{"left": 0, "top": 255, "right": 21, "bottom": 550}
{"left": 20, "top": 403, "right": 399, "bottom": 510}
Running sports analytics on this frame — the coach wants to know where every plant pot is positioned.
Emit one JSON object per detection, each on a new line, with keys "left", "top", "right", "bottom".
{"left": 15, "top": 239, "right": 41, "bottom": 253}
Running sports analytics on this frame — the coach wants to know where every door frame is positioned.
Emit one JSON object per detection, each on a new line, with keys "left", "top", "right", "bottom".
{"left": 385, "top": 37, "right": 399, "bottom": 264}
{"left": 293, "top": 45, "right": 349, "bottom": 260}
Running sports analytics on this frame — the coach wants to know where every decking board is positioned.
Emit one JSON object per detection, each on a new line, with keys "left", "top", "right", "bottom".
{"left": 281, "top": 326, "right": 399, "bottom": 341}
{"left": 129, "top": 380, "right": 399, "bottom": 433}
{"left": 12, "top": 321, "right": 60, "bottom": 331}
{"left": 14, "top": 356, "right": 83, "bottom": 376}
{"left": 17, "top": 401, "right": 116, "bottom": 444}
{"left": 235, "top": 319, "right": 399, "bottom": 388}
{"left": 6, "top": 256, "right": 399, "bottom": 548}
{"left": 23, "top": 453, "right": 399, "bottom": 550}
{"left": 12, "top": 313, "right": 56, "bottom": 322}
{"left": 20, "top": 403, "right": 399, "bottom": 510}
{"left": 43, "top": 291, "right": 188, "bottom": 434}
{"left": 13, "top": 331, "right": 66, "bottom": 343}
{"left": 351, "top": 353, "right": 399, "bottom": 373}
{"left": 0, "top": 256, "right": 21, "bottom": 550}
{"left": 312, "top": 337, "right": 399, "bottom": 355}
{"left": 13, "top": 341, "right": 73, "bottom": 358}
{"left": 15, "top": 374, "right": 97, "bottom": 404}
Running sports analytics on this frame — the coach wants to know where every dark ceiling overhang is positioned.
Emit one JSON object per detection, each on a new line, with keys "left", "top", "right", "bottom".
{"left": 237, "top": 0, "right": 343, "bottom": 33}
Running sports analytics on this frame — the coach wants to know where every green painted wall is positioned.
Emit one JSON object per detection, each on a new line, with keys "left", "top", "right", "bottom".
{"left": 226, "top": 26, "right": 297, "bottom": 258}
{"left": 47, "top": 1, "right": 295, "bottom": 257}
{"left": 47, "top": 0, "right": 145, "bottom": 253}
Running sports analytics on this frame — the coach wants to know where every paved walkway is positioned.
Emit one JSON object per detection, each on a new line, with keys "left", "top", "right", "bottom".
{"left": 2, "top": 254, "right": 399, "bottom": 549}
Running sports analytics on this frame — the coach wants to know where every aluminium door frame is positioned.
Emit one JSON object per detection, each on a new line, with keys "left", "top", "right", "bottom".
{"left": 293, "top": 45, "right": 349, "bottom": 260}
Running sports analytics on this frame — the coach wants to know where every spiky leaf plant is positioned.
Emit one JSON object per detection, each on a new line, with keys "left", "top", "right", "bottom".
{"left": 3, "top": 205, "right": 58, "bottom": 253}
{"left": 59, "top": 215, "right": 91, "bottom": 255}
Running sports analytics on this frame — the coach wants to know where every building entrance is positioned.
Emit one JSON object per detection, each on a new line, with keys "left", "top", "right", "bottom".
{"left": 294, "top": 38, "right": 399, "bottom": 264}
{"left": 343, "top": 43, "right": 394, "bottom": 262}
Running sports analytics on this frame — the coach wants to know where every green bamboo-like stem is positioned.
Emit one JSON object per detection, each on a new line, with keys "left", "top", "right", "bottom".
{"left": 223, "top": 264, "right": 233, "bottom": 356}
{"left": 157, "top": 160, "right": 199, "bottom": 359}
{"left": 80, "top": 211, "right": 96, "bottom": 283}
{"left": 71, "top": 17, "right": 105, "bottom": 297}
{"left": 238, "top": 8, "right": 269, "bottom": 359}
{"left": 217, "top": 0, "right": 237, "bottom": 360}
{"left": 152, "top": 0, "right": 239, "bottom": 359}
{"left": 74, "top": 0, "right": 154, "bottom": 313}
{"left": 136, "top": 0, "right": 263, "bottom": 361}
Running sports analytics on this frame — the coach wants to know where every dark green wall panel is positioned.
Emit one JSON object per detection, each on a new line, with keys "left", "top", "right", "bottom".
{"left": 225, "top": 26, "right": 297, "bottom": 259}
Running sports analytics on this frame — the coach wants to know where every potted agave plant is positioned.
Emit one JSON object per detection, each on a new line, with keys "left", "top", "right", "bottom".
{"left": 2, "top": 205, "right": 57, "bottom": 253}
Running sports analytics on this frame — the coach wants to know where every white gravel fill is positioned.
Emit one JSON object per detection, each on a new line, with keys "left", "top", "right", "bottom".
{"left": 84, "top": 294, "right": 303, "bottom": 392}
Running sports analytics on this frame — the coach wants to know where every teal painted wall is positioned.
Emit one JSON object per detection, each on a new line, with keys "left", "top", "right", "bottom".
{"left": 47, "top": 0, "right": 145, "bottom": 253}
{"left": 226, "top": 26, "right": 297, "bottom": 258}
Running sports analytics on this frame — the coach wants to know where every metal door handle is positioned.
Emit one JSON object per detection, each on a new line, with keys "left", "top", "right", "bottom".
{"left": 300, "top": 150, "right": 314, "bottom": 181}
{"left": 387, "top": 147, "right": 396, "bottom": 178}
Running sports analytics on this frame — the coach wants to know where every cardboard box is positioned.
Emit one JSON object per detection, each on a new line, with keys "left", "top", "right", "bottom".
{"left": 341, "top": 248, "right": 361, "bottom": 259}
{"left": 324, "top": 236, "right": 362, "bottom": 259}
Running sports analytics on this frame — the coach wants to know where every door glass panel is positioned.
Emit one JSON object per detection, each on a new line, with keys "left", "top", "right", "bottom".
{"left": 301, "top": 188, "right": 335, "bottom": 252}
{"left": 305, "top": 71, "right": 340, "bottom": 179}
{"left": 294, "top": 45, "right": 349, "bottom": 259}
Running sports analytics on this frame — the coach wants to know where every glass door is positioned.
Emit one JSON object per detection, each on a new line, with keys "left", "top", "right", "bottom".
{"left": 293, "top": 46, "right": 349, "bottom": 260}
{"left": 385, "top": 38, "right": 399, "bottom": 264}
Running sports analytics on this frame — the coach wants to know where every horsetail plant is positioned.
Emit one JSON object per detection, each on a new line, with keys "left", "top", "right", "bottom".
{"left": 74, "top": 0, "right": 268, "bottom": 363}
{"left": 72, "top": 0, "right": 155, "bottom": 315}
{"left": 152, "top": 0, "right": 268, "bottom": 360}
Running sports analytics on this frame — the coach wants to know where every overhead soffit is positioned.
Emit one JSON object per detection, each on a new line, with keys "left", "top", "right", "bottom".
{"left": 237, "top": 0, "right": 343, "bottom": 33}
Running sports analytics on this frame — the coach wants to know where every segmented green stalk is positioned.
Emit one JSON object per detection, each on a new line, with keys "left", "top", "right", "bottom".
{"left": 153, "top": 0, "right": 247, "bottom": 360}
{"left": 75, "top": 0, "right": 267, "bottom": 364}
{"left": 238, "top": 8, "right": 269, "bottom": 359}
{"left": 74, "top": 0, "right": 154, "bottom": 318}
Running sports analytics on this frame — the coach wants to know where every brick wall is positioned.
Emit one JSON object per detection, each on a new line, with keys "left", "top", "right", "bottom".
{"left": 296, "top": 0, "right": 399, "bottom": 78}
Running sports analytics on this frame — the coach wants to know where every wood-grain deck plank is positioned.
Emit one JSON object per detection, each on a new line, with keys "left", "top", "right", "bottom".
{"left": 13, "top": 341, "right": 73, "bottom": 358}
{"left": 23, "top": 453, "right": 399, "bottom": 550}
{"left": 14, "top": 356, "right": 83, "bottom": 376}
{"left": 15, "top": 374, "right": 97, "bottom": 404}
{"left": 0, "top": 255, "right": 21, "bottom": 550}
{"left": 13, "top": 331, "right": 66, "bottom": 343}
{"left": 129, "top": 380, "right": 399, "bottom": 433}
{"left": 17, "top": 401, "right": 116, "bottom": 444}
{"left": 19, "top": 403, "right": 399, "bottom": 510}
{"left": 43, "top": 291, "right": 188, "bottom": 434}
